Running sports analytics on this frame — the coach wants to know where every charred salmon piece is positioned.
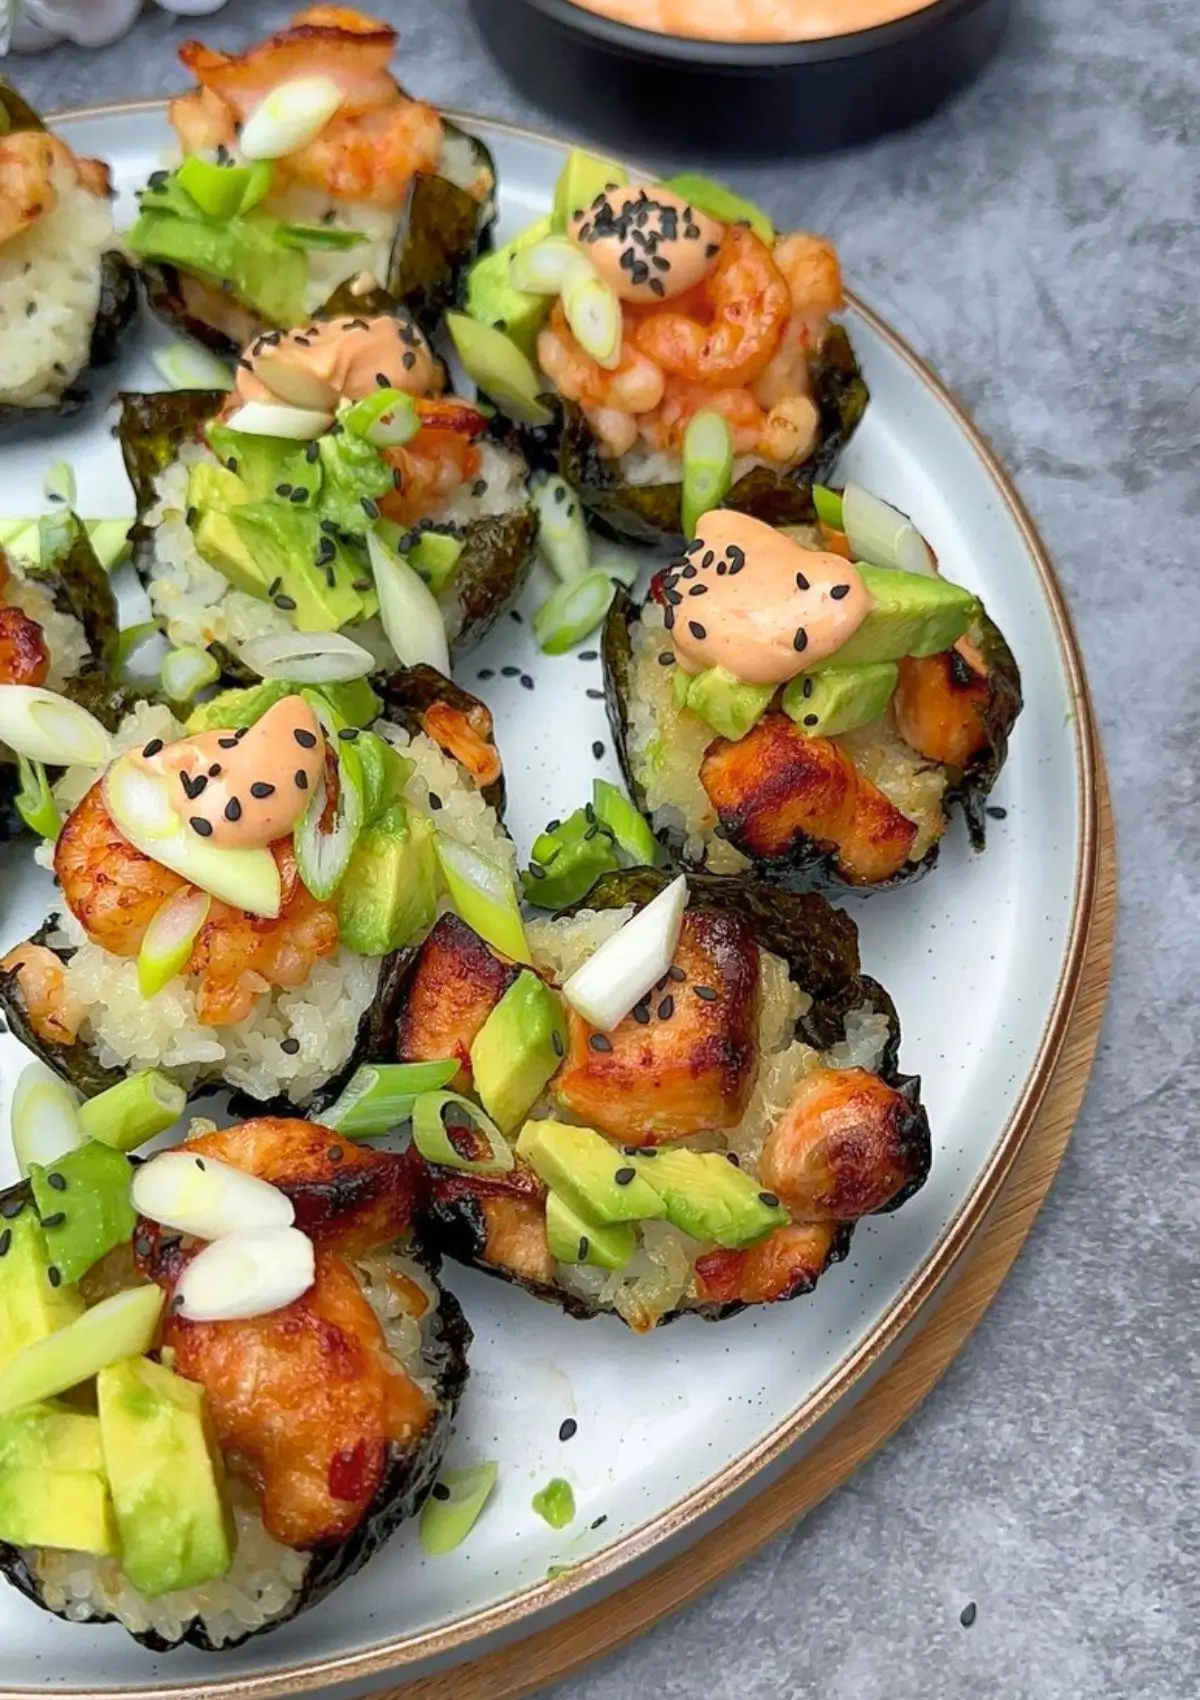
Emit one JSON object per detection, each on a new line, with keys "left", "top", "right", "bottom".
{"left": 694, "top": 1222, "right": 839, "bottom": 1308}
{"left": 155, "top": 1247, "right": 432, "bottom": 1550}
{"left": 393, "top": 912, "right": 520, "bottom": 1089}
{"left": 893, "top": 643, "right": 993, "bottom": 772}
{"left": 0, "top": 604, "right": 49, "bottom": 687}
{"left": 552, "top": 908, "right": 761, "bottom": 1144}
{"left": 759, "top": 1067, "right": 929, "bottom": 1222}
{"left": 178, "top": 9, "right": 397, "bottom": 122}
{"left": 699, "top": 712, "right": 919, "bottom": 887}
{"left": 184, "top": 1118, "right": 420, "bottom": 1253}
{"left": 480, "top": 1193, "right": 556, "bottom": 1287}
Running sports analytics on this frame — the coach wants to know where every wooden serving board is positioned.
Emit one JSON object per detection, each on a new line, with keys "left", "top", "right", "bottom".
{"left": 372, "top": 759, "right": 1117, "bottom": 1700}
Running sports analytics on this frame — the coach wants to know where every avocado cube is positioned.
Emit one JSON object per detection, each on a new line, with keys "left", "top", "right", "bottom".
{"left": 206, "top": 424, "right": 323, "bottom": 507}
{"left": 336, "top": 804, "right": 438, "bottom": 956}
{"left": 781, "top": 660, "right": 899, "bottom": 739}
{"left": 465, "top": 214, "right": 555, "bottom": 359}
{"left": 0, "top": 1467, "right": 118, "bottom": 1556}
{"left": 636, "top": 1148, "right": 789, "bottom": 1249}
{"left": 545, "top": 1191, "right": 635, "bottom": 1272}
{"left": 470, "top": 973, "right": 568, "bottom": 1134}
{"left": 97, "top": 1356, "right": 235, "bottom": 1596}
{"left": 186, "top": 676, "right": 381, "bottom": 736}
{"left": 409, "top": 530, "right": 465, "bottom": 594}
{"left": 835, "top": 564, "right": 977, "bottom": 667}
{"left": 316, "top": 431, "right": 397, "bottom": 539}
{"left": 662, "top": 173, "right": 775, "bottom": 246}
{"left": 30, "top": 1142, "right": 136, "bottom": 1288}
{"left": 186, "top": 460, "right": 250, "bottom": 516}
{"left": 126, "top": 208, "right": 308, "bottom": 326}
{"left": 685, "top": 666, "right": 776, "bottom": 741}
{"left": 516, "top": 1120, "right": 666, "bottom": 1226}
{"left": 0, "top": 1403, "right": 105, "bottom": 1474}
{"left": 194, "top": 508, "right": 274, "bottom": 598}
{"left": 227, "top": 506, "right": 365, "bottom": 631}
{"left": 0, "top": 1209, "right": 85, "bottom": 1372}
{"left": 552, "top": 149, "right": 628, "bottom": 232}
{"left": 523, "top": 808, "right": 621, "bottom": 910}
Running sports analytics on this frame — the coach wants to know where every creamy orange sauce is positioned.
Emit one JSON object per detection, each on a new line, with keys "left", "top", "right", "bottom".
{"left": 566, "top": 0, "right": 937, "bottom": 44}
{"left": 568, "top": 184, "right": 725, "bottom": 305}
{"left": 238, "top": 314, "right": 439, "bottom": 409}
{"left": 665, "top": 511, "right": 869, "bottom": 685}
{"left": 139, "top": 697, "right": 326, "bottom": 848}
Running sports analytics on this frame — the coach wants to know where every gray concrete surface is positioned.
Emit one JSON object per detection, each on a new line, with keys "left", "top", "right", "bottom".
{"left": 9, "top": 1, "right": 1198, "bottom": 1695}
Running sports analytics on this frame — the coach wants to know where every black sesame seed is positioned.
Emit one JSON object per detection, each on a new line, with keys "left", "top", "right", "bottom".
{"left": 793, "top": 627, "right": 808, "bottom": 652}
{"left": 294, "top": 727, "right": 318, "bottom": 748}
{"left": 987, "top": 805, "right": 1008, "bottom": 820}
{"left": 250, "top": 781, "right": 275, "bottom": 799}
{"left": 726, "top": 1151, "right": 741, "bottom": 1166}
{"left": 802, "top": 677, "right": 814, "bottom": 699}
{"left": 195, "top": 1158, "right": 206, "bottom": 1172}
{"left": 586, "top": 687, "right": 605, "bottom": 701}
{"left": 726, "top": 545, "right": 745, "bottom": 574}
{"left": 306, "top": 439, "right": 321, "bottom": 463}
{"left": 658, "top": 651, "right": 674, "bottom": 666}
{"left": 0, "top": 1230, "right": 12, "bottom": 1259}
{"left": 830, "top": 584, "right": 851, "bottom": 601}
{"left": 295, "top": 770, "right": 309, "bottom": 791}
{"left": 142, "top": 738, "right": 163, "bottom": 758}
{"left": 268, "top": 577, "right": 282, "bottom": 597}
{"left": 758, "top": 1191, "right": 780, "bottom": 1208}
{"left": 521, "top": 674, "right": 535, "bottom": 691}
{"left": 47, "top": 1266, "right": 62, "bottom": 1288}
{"left": 551, "top": 1029, "right": 565, "bottom": 1058}
{"left": 338, "top": 727, "right": 360, "bottom": 742}
{"left": 477, "top": 667, "right": 495, "bottom": 680}
{"left": 633, "top": 1002, "right": 650, "bottom": 1025}
{"left": 960, "top": 1603, "right": 978, "bottom": 1628}
{"left": 375, "top": 372, "right": 390, "bottom": 388}
{"left": 681, "top": 564, "right": 698, "bottom": 580}
{"left": 428, "top": 792, "right": 443, "bottom": 810}
{"left": 224, "top": 797, "right": 243, "bottom": 822}
{"left": 795, "top": 571, "right": 810, "bottom": 592}
{"left": 579, "top": 649, "right": 599, "bottom": 661}
{"left": 693, "top": 985, "right": 717, "bottom": 1002}
{"left": 558, "top": 1418, "right": 578, "bottom": 1442}
{"left": 235, "top": 727, "right": 248, "bottom": 740}
{"left": 281, "top": 1037, "right": 301, "bottom": 1055}
{"left": 275, "top": 483, "right": 293, "bottom": 498}
{"left": 578, "top": 1236, "right": 589, "bottom": 1260}
{"left": 289, "top": 487, "right": 307, "bottom": 505}
{"left": 614, "top": 1166, "right": 636, "bottom": 1186}
{"left": 0, "top": 1198, "right": 24, "bottom": 1220}
{"left": 657, "top": 995, "right": 675, "bottom": 1020}
{"left": 688, "top": 621, "right": 707, "bottom": 641}
{"left": 327, "top": 1145, "right": 344, "bottom": 1162}
{"left": 275, "top": 594, "right": 297, "bottom": 611}
{"left": 688, "top": 584, "right": 708, "bottom": 596}
{"left": 190, "top": 817, "right": 213, "bottom": 837}
{"left": 431, "top": 1482, "right": 451, "bottom": 1502}
{"left": 501, "top": 665, "right": 521, "bottom": 678}
{"left": 667, "top": 964, "right": 686, "bottom": 982}
{"left": 701, "top": 551, "right": 715, "bottom": 570}
{"left": 134, "top": 1234, "right": 153, "bottom": 1259}
{"left": 40, "top": 1212, "right": 66, "bottom": 1230}
{"left": 185, "top": 505, "right": 199, "bottom": 526}
{"left": 208, "top": 764, "right": 222, "bottom": 778}
{"left": 360, "top": 497, "right": 380, "bottom": 519}
{"left": 402, "top": 351, "right": 417, "bottom": 370}
{"left": 592, "top": 740, "right": 605, "bottom": 759}
{"left": 804, "top": 714, "right": 819, "bottom": 727}
{"left": 46, "top": 1172, "right": 67, "bottom": 1192}
{"left": 591, "top": 1515, "right": 608, "bottom": 1530}
{"left": 218, "top": 736, "right": 239, "bottom": 749}
{"left": 588, "top": 1033, "right": 613, "bottom": 1053}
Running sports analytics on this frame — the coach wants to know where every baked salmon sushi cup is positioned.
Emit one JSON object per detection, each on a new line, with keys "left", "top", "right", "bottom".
{"left": 0, "top": 670, "right": 513, "bottom": 1110}
{"left": 118, "top": 307, "right": 537, "bottom": 676}
{"left": 0, "top": 82, "right": 139, "bottom": 440}
{"left": 129, "top": 8, "right": 496, "bottom": 354}
{"left": 603, "top": 495, "right": 1021, "bottom": 893}
{"left": 380, "top": 867, "right": 929, "bottom": 1331}
{"left": 0, "top": 1117, "right": 469, "bottom": 1650}
{"left": 451, "top": 148, "right": 867, "bottom": 547}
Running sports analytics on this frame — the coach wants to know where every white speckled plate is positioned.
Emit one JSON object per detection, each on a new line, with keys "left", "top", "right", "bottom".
{"left": 0, "top": 106, "right": 1097, "bottom": 1700}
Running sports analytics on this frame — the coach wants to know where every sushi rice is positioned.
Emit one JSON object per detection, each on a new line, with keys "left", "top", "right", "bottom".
{"left": 527, "top": 907, "right": 893, "bottom": 1328}
{"left": 0, "top": 564, "right": 89, "bottom": 691}
{"left": 36, "top": 700, "right": 515, "bottom": 1104}
{"left": 0, "top": 161, "right": 116, "bottom": 411}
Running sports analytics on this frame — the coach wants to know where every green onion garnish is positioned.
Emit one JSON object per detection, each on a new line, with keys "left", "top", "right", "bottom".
{"left": 42, "top": 460, "right": 76, "bottom": 508}
{"left": 137, "top": 886, "right": 212, "bottom": 999}
{"left": 78, "top": 1070, "right": 187, "bottom": 1152}
{"left": 15, "top": 756, "right": 59, "bottom": 841}
{"left": 342, "top": 388, "right": 420, "bottom": 447}
{"left": 434, "top": 832, "right": 530, "bottom": 963}
{"left": 531, "top": 1477, "right": 576, "bottom": 1529}
{"left": 152, "top": 341, "right": 236, "bottom": 393}
{"left": 812, "top": 484, "right": 844, "bottom": 532}
{"left": 411, "top": 1091, "right": 514, "bottom": 1175}
{"left": 161, "top": 645, "right": 220, "bottom": 703}
{"left": 681, "top": 410, "right": 733, "bottom": 539}
{"left": 11, "top": 1061, "right": 83, "bottom": 1178}
{"left": 532, "top": 570, "right": 617, "bottom": 655}
{"left": 419, "top": 1462, "right": 499, "bottom": 1556}
{"left": 320, "top": 1061, "right": 459, "bottom": 1139}
{"left": 534, "top": 475, "right": 590, "bottom": 584}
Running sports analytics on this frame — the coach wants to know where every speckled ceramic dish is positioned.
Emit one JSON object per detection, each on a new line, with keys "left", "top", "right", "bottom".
{"left": 0, "top": 104, "right": 1097, "bottom": 1699}
{"left": 471, "top": 0, "right": 1012, "bottom": 153}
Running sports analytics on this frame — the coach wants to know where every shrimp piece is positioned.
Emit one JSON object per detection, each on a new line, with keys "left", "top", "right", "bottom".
{"left": 0, "top": 131, "right": 61, "bottom": 247}
{"left": 586, "top": 406, "right": 639, "bottom": 458}
{"left": 54, "top": 783, "right": 185, "bottom": 958}
{"left": 632, "top": 227, "right": 790, "bottom": 390}
{"left": 538, "top": 305, "right": 666, "bottom": 413}
{"left": 278, "top": 99, "right": 444, "bottom": 208}
{"left": 758, "top": 394, "right": 821, "bottom": 465}
{"left": 420, "top": 700, "right": 502, "bottom": 791}
{"left": 0, "top": 944, "right": 84, "bottom": 1047}
{"left": 178, "top": 9, "right": 397, "bottom": 122}
{"left": 0, "top": 605, "right": 50, "bottom": 687}
{"left": 772, "top": 232, "right": 843, "bottom": 319}
{"left": 168, "top": 87, "right": 237, "bottom": 157}
{"left": 380, "top": 402, "right": 485, "bottom": 526}
{"left": 641, "top": 378, "right": 766, "bottom": 457}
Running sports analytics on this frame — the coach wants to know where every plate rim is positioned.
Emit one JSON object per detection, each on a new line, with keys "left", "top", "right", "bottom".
{"left": 2, "top": 98, "right": 1100, "bottom": 1700}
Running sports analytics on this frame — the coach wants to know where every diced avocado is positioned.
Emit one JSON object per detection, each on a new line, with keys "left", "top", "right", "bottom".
{"left": 0, "top": 1208, "right": 84, "bottom": 1371}
{"left": 0, "top": 1403, "right": 105, "bottom": 1474}
{"left": 684, "top": 666, "right": 777, "bottom": 741}
{"left": 531, "top": 1477, "right": 575, "bottom": 1529}
{"left": 636, "top": 1148, "right": 789, "bottom": 1249}
{"left": 409, "top": 530, "right": 465, "bottom": 594}
{"left": 226, "top": 505, "right": 365, "bottom": 631}
{"left": 316, "top": 430, "right": 396, "bottom": 538}
{"left": 193, "top": 508, "right": 274, "bottom": 598}
{"left": 781, "top": 660, "right": 899, "bottom": 738}
{"left": 0, "top": 1467, "right": 118, "bottom": 1556}
{"left": 662, "top": 172, "right": 775, "bottom": 246}
{"left": 835, "top": 563, "right": 977, "bottom": 667}
{"left": 98, "top": 1356, "right": 235, "bottom": 1596}
{"left": 516, "top": 1120, "right": 666, "bottom": 1226}
{"left": 466, "top": 213, "right": 555, "bottom": 359}
{"left": 336, "top": 803, "right": 438, "bottom": 955}
{"left": 30, "top": 1143, "right": 136, "bottom": 1288}
{"left": 355, "top": 730, "right": 413, "bottom": 824}
{"left": 446, "top": 312, "right": 554, "bottom": 429}
{"left": 523, "top": 807, "right": 620, "bottom": 910}
{"left": 186, "top": 676, "right": 381, "bottom": 735}
{"left": 545, "top": 1191, "right": 635, "bottom": 1271}
{"left": 470, "top": 972, "right": 568, "bottom": 1134}
{"left": 186, "top": 460, "right": 250, "bottom": 516}
{"left": 127, "top": 207, "right": 308, "bottom": 327}
{"left": 206, "top": 424, "right": 323, "bottom": 508}
{"left": 672, "top": 665, "right": 694, "bottom": 711}
{"left": 553, "top": 149, "right": 628, "bottom": 232}
{"left": 0, "top": 1285, "right": 164, "bottom": 1416}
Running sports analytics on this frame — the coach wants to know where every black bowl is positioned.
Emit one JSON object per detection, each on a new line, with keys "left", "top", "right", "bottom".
{"left": 470, "top": 0, "right": 1011, "bottom": 155}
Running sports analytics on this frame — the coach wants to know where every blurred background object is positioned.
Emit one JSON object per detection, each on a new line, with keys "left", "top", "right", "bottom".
{"left": 0, "top": 0, "right": 227, "bottom": 56}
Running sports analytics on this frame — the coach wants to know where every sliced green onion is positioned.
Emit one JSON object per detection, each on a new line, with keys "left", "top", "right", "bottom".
{"left": 42, "top": 460, "right": 76, "bottom": 508}
{"left": 342, "top": 388, "right": 420, "bottom": 447}
{"left": 561, "top": 257, "right": 622, "bottom": 369}
{"left": 15, "top": 756, "right": 59, "bottom": 840}
{"left": 412, "top": 1091, "right": 514, "bottom": 1175}
{"left": 295, "top": 694, "right": 365, "bottom": 901}
{"left": 137, "top": 886, "right": 211, "bottom": 999}
{"left": 239, "top": 158, "right": 276, "bottom": 213}
{"left": 11, "top": 1061, "right": 83, "bottom": 1177}
{"left": 812, "top": 484, "right": 844, "bottom": 532}
{"left": 320, "top": 1060, "right": 459, "bottom": 1139}
{"left": 0, "top": 685, "right": 113, "bottom": 767}
{"left": 681, "top": 410, "right": 734, "bottom": 538}
{"left": 238, "top": 630, "right": 375, "bottom": 684}
{"left": 509, "top": 236, "right": 582, "bottom": 296}
{"left": 531, "top": 1477, "right": 576, "bottom": 1530}
{"left": 277, "top": 222, "right": 366, "bottom": 251}
{"left": 112, "top": 621, "right": 162, "bottom": 681}
{"left": 176, "top": 154, "right": 253, "bottom": 220}
{"left": 152, "top": 341, "right": 236, "bottom": 393}
{"left": 591, "top": 543, "right": 640, "bottom": 589}
{"left": 533, "top": 570, "right": 616, "bottom": 655}
{"left": 419, "top": 1462, "right": 498, "bottom": 1556}
{"left": 161, "top": 645, "right": 220, "bottom": 703}
{"left": 223, "top": 399, "right": 331, "bottom": 439}
{"left": 434, "top": 832, "right": 530, "bottom": 963}
{"left": 445, "top": 312, "right": 554, "bottom": 429}
{"left": 592, "top": 778, "right": 655, "bottom": 866}
{"left": 79, "top": 1070, "right": 187, "bottom": 1152}
{"left": 562, "top": 873, "right": 688, "bottom": 1032}
{"left": 0, "top": 519, "right": 40, "bottom": 560}
{"left": 239, "top": 74, "right": 344, "bottom": 161}
{"left": 366, "top": 528, "right": 451, "bottom": 675}
{"left": 0, "top": 1286, "right": 165, "bottom": 1417}
{"left": 842, "top": 482, "right": 935, "bottom": 576}
{"left": 534, "top": 476, "right": 590, "bottom": 583}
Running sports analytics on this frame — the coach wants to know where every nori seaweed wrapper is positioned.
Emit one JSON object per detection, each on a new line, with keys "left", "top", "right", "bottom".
{"left": 137, "top": 120, "right": 495, "bottom": 356}
{"left": 401, "top": 867, "right": 931, "bottom": 1324}
{"left": 0, "top": 82, "right": 139, "bottom": 443}
{"left": 601, "top": 588, "right": 1022, "bottom": 896}
{"left": 115, "top": 388, "right": 536, "bottom": 664}
{"left": 0, "top": 1167, "right": 471, "bottom": 1652}
{"left": 552, "top": 324, "right": 868, "bottom": 548}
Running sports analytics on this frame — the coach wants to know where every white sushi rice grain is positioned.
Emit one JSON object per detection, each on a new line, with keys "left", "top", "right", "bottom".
{"left": 0, "top": 166, "right": 115, "bottom": 410}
